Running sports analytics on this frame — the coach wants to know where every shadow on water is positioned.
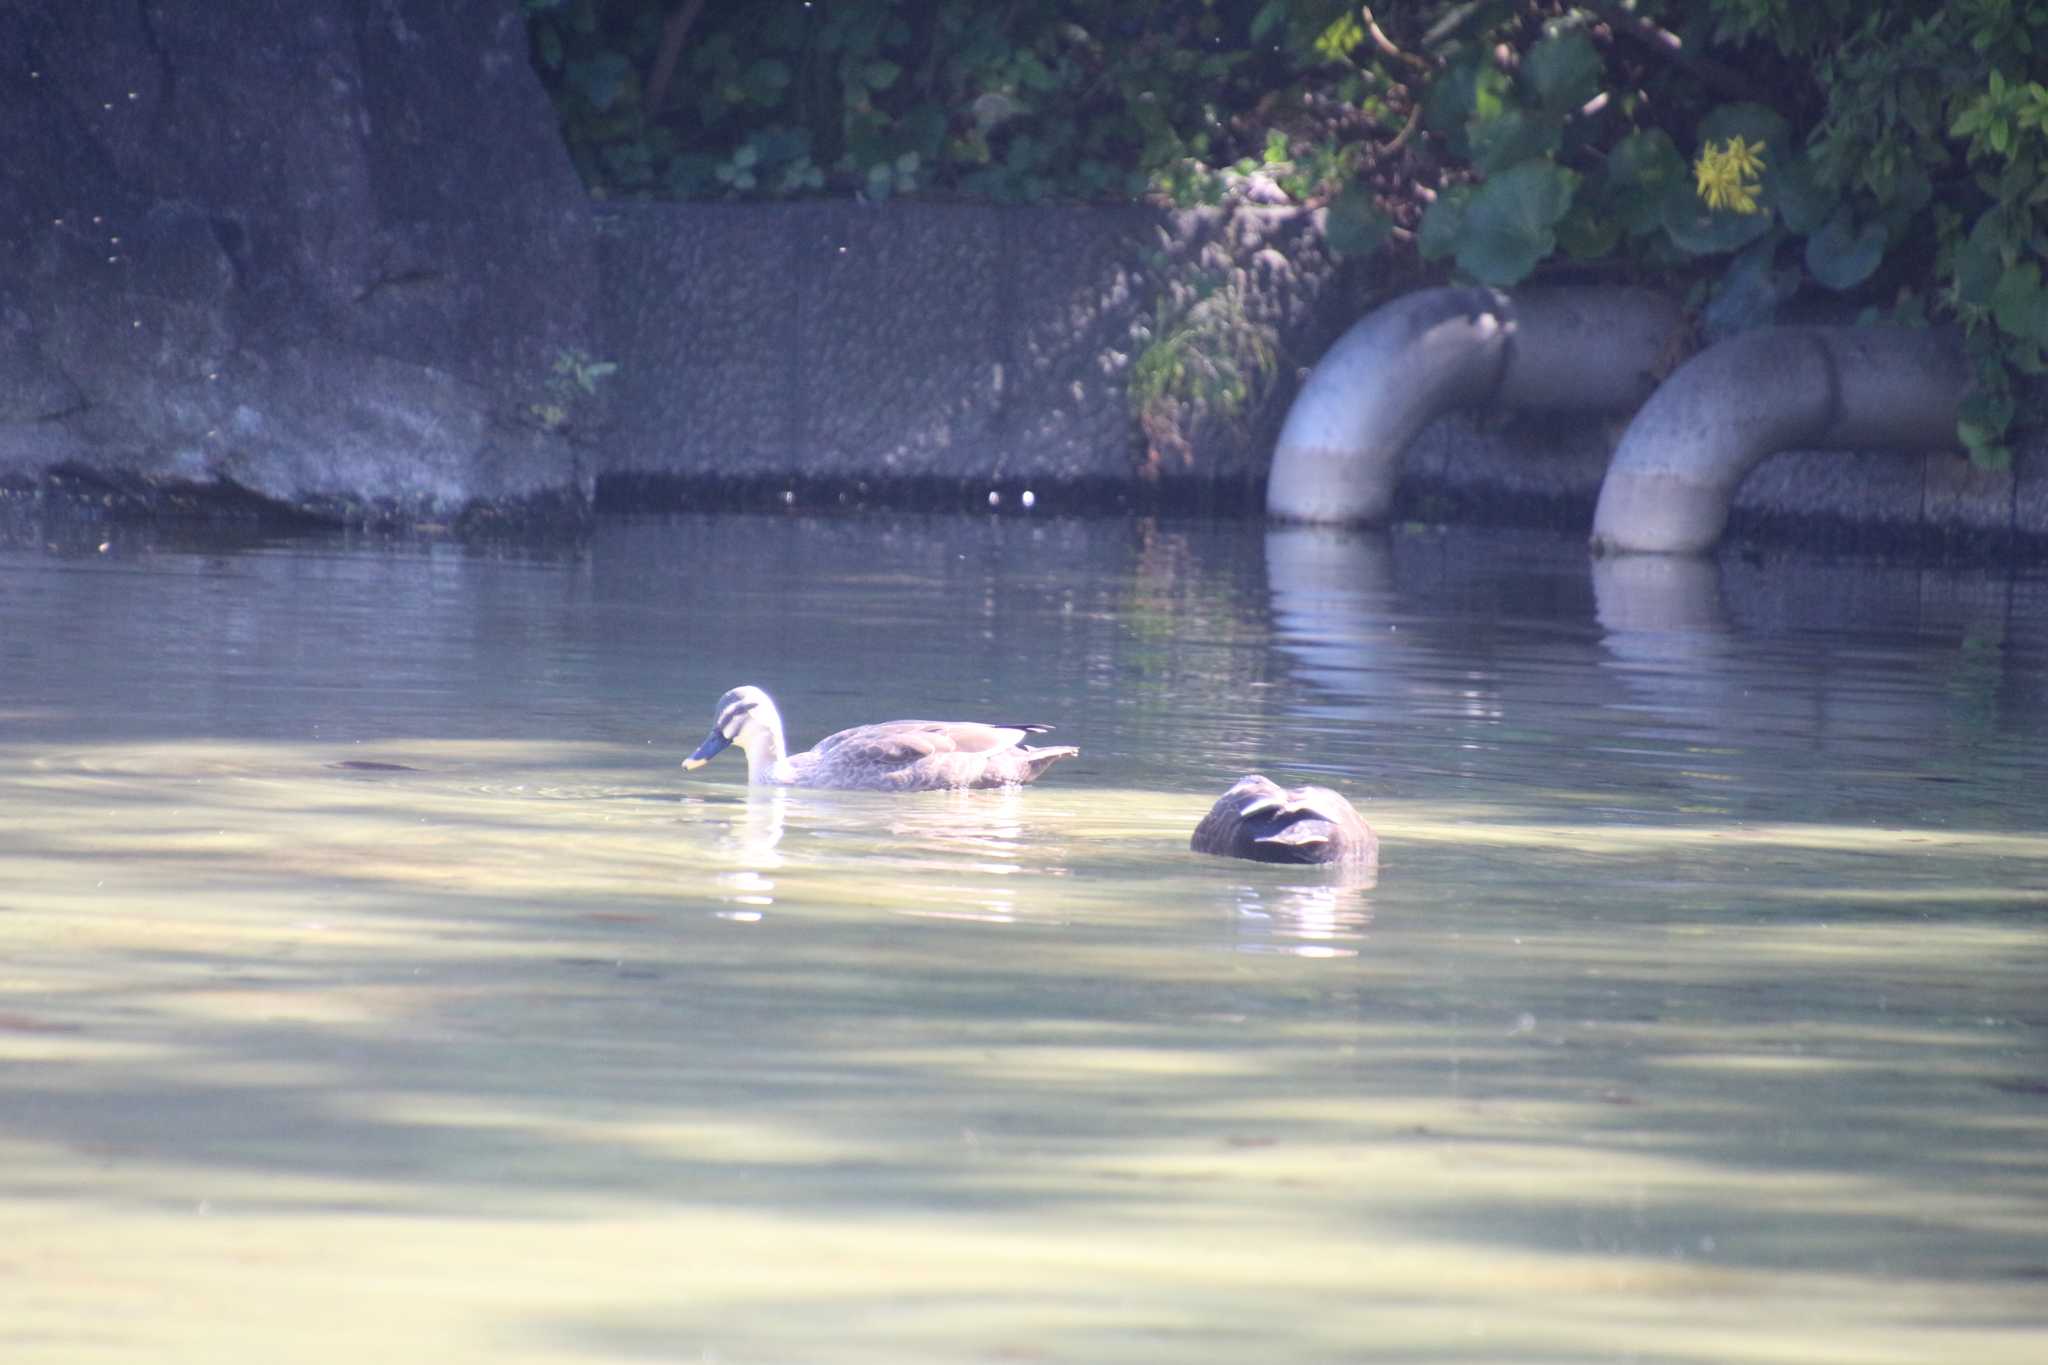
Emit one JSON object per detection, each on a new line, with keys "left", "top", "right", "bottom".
{"left": 2, "top": 517, "right": 2046, "bottom": 1361}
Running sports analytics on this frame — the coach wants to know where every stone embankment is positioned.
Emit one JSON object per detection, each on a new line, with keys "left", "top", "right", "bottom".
{"left": 1, "top": 0, "right": 2038, "bottom": 557}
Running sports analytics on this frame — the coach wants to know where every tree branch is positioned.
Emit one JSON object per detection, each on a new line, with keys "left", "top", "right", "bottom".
{"left": 645, "top": 0, "right": 707, "bottom": 117}
{"left": 1577, "top": 0, "right": 1768, "bottom": 108}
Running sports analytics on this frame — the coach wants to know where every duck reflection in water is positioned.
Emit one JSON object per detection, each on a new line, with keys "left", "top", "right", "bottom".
{"left": 886, "top": 787, "right": 1036, "bottom": 924}
{"left": 703, "top": 786, "right": 1045, "bottom": 925}
{"left": 887, "top": 786, "right": 1029, "bottom": 864}
{"left": 708, "top": 790, "right": 788, "bottom": 919}
{"left": 1230, "top": 875, "right": 1375, "bottom": 958}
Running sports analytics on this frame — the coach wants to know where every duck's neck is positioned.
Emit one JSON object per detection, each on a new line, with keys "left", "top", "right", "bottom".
{"left": 740, "top": 708, "right": 789, "bottom": 785}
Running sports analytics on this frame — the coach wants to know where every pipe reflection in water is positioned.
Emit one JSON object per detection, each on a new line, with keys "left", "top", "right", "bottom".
{"left": 1590, "top": 548, "right": 2041, "bottom": 821}
{"left": 1263, "top": 526, "right": 1396, "bottom": 706}
{"left": 1590, "top": 552, "right": 1727, "bottom": 634}
{"left": 1590, "top": 553, "right": 1749, "bottom": 742}
{"left": 1226, "top": 864, "right": 1377, "bottom": 957}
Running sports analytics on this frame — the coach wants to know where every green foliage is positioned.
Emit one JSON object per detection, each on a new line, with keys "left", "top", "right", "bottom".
{"left": 1949, "top": 69, "right": 2048, "bottom": 368}
{"left": 1128, "top": 263, "right": 1279, "bottom": 473}
{"left": 1805, "top": 207, "right": 1887, "bottom": 291}
{"left": 1446, "top": 160, "right": 1578, "bottom": 285}
{"left": 1288, "top": 1, "right": 2048, "bottom": 467}
{"left": 1324, "top": 184, "right": 1393, "bottom": 258}
{"left": 524, "top": 0, "right": 1286, "bottom": 205}
{"left": 522, "top": 0, "right": 2048, "bottom": 467}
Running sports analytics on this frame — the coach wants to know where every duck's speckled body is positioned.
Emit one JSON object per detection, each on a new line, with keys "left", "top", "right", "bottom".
{"left": 1190, "top": 774, "right": 1378, "bottom": 866}
{"left": 683, "top": 685, "right": 1079, "bottom": 791}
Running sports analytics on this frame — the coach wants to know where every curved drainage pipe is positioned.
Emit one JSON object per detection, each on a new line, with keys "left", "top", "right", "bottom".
{"left": 1590, "top": 325, "right": 1968, "bottom": 556}
{"left": 1266, "top": 286, "right": 1685, "bottom": 524}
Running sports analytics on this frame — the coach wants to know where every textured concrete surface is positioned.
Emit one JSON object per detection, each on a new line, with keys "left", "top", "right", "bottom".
{"left": 599, "top": 201, "right": 1158, "bottom": 488}
{"left": 598, "top": 200, "right": 1353, "bottom": 509}
{"left": 1396, "top": 410, "right": 1620, "bottom": 523}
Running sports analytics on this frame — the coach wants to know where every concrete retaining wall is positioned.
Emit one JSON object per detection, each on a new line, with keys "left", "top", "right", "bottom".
{"left": 595, "top": 200, "right": 1356, "bottom": 512}
{"left": 594, "top": 197, "right": 2046, "bottom": 553}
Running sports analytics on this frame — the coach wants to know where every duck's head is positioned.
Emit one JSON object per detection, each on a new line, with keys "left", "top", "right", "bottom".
{"left": 683, "top": 685, "right": 785, "bottom": 770}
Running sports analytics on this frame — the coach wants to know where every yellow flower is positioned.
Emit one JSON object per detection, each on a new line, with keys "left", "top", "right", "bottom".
{"left": 1721, "top": 134, "right": 1766, "bottom": 178}
{"left": 1693, "top": 135, "right": 1767, "bottom": 215}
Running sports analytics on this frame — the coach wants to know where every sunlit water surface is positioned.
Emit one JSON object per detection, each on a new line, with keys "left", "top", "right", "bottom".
{"left": 2, "top": 515, "right": 2045, "bottom": 1363}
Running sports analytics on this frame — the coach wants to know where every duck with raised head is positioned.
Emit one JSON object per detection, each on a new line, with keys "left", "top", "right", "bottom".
{"left": 1190, "top": 774, "right": 1378, "bottom": 866}
{"left": 682, "top": 685, "right": 1080, "bottom": 792}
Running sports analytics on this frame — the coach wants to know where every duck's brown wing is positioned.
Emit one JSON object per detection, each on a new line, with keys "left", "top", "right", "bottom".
{"left": 812, "top": 719, "right": 1050, "bottom": 764}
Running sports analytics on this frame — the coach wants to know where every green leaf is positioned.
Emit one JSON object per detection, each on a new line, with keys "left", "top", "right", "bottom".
{"left": 1703, "top": 235, "right": 1795, "bottom": 340}
{"left": 1015, "top": 53, "right": 1057, "bottom": 92}
{"left": 1324, "top": 185, "right": 1391, "bottom": 259}
{"left": 567, "top": 54, "right": 632, "bottom": 113}
{"left": 1991, "top": 261, "right": 2048, "bottom": 343}
{"left": 743, "top": 58, "right": 791, "bottom": 104}
{"left": 1522, "top": 31, "right": 1602, "bottom": 115}
{"left": 1467, "top": 110, "right": 1561, "bottom": 176}
{"left": 1770, "top": 153, "right": 1838, "bottom": 236}
{"left": 1556, "top": 199, "right": 1622, "bottom": 259}
{"left": 1417, "top": 187, "right": 1469, "bottom": 262}
{"left": 1953, "top": 212, "right": 2008, "bottom": 305}
{"left": 1699, "top": 103, "right": 1792, "bottom": 163}
{"left": 1313, "top": 12, "right": 1366, "bottom": 62}
{"left": 1661, "top": 177, "right": 1774, "bottom": 256}
{"left": 1959, "top": 424, "right": 2013, "bottom": 470}
{"left": 750, "top": 125, "right": 813, "bottom": 165}
{"left": 1805, "top": 206, "right": 1886, "bottom": 290}
{"left": 1604, "top": 129, "right": 1685, "bottom": 236}
{"left": 1470, "top": 65, "right": 1511, "bottom": 123}
{"left": 900, "top": 103, "right": 947, "bottom": 159}
{"left": 1422, "top": 59, "right": 1481, "bottom": 155}
{"left": 1960, "top": 384, "right": 2016, "bottom": 433}
{"left": 1455, "top": 161, "right": 1578, "bottom": 286}
{"left": 1876, "top": 160, "right": 1933, "bottom": 237}
{"left": 859, "top": 59, "right": 902, "bottom": 92}
{"left": 665, "top": 153, "right": 721, "bottom": 197}
{"left": 1950, "top": 96, "right": 1990, "bottom": 142}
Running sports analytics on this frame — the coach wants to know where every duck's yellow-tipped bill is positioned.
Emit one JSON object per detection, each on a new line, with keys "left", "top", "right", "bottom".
{"left": 682, "top": 729, "right": 732, "bottom": 770}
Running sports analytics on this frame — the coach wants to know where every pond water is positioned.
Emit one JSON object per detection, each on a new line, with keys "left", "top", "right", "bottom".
{"left": 2, "top": 513, "right": 2045, "bottom": 1363}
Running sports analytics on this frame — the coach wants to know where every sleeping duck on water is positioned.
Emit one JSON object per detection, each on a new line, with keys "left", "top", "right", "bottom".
{"left": 1190, "top": 774, "right": 1378, "bottom": 866}
{"left": 683, "top": 685, "right": 1080, "bottom": 792}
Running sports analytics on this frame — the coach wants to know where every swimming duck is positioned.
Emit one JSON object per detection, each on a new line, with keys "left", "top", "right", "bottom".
{"left": 1190, "top": 774, "right": 1378, "bottom": 866}
{"left": 682, "top": 685, "right": 1080, "bottom": 791}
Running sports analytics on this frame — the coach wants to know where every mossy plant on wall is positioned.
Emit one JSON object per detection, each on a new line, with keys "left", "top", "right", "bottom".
{"left": 1128, "top": 253, "right": 1279, "bottom": 478}
{"left": 530, "top": 347, "right": 618, "bottom": 434}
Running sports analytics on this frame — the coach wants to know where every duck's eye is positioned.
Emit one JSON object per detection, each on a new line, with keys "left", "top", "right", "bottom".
{"left": 721, "top": 700, "right": 758, "bottom": 733}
